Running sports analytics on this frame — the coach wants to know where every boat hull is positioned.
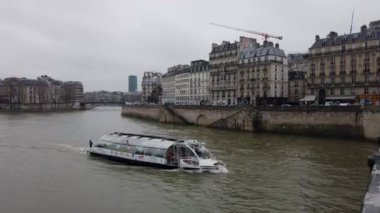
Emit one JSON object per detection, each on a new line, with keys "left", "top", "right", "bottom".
{"left": 88, "top": 150, "right": 177, "bottom": 169}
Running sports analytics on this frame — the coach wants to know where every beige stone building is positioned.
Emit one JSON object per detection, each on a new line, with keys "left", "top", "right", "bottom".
{"left": 307, "top": 20, "right": 380, "bottom": 104}
{"left": 142, "top": 72, "right": 162, "bottom": 103}
{"left": 63, "top": 81, "right": 84, "bottom": 103}
{"left": 288, "top": 54, "right": 307, "bottom": 104}
{"left": 175, "top": 67, "right": 191, "bottom": 105}
{"left": 209, "top": 40, "right": 239, "bottom": 106}
{"left": 161, "top": 65, "right": 188, "bottom": 105}
{"left": 239, "top": 41, "right": 288, "bottom": 106}
{"left": 189, "top": 60, "right": 209, "bottom": 105}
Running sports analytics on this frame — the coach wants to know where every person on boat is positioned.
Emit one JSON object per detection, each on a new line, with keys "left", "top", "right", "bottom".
{"left": 166, "top": 147, "right": 175, "bottom": 164}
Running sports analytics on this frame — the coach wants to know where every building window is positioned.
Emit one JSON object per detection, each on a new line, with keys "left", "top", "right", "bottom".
{"left": 330, "top": 88, "right": 334, "bottom": 95}
{"left": 342, "top": 45, "right": 346, "bottom": 53}
{"left": 365, "top": 74, "right": 369, "bottom": 83}
{"left": 331, "top": 76, "right": 335, "bottom": 84}
{"left": 340, "top": 87, "right": 344, "bottom": 95}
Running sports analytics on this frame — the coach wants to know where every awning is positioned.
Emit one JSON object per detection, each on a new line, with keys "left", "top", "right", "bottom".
{"left": 299, "top": 95, "right": 316, "bottom": 102}
{"left": 325, "top": 96, "right": 356, "bottom": 100}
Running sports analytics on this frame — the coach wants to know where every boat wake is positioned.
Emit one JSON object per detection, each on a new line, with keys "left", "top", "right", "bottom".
{"left": 55, "top": 144, "right": 88, "bottom": 154}
{"left": 162, "top": 167, "right": 229, "bottom": 174}
{"left": 208, "top": 166, "right": 229, "bottom": 174}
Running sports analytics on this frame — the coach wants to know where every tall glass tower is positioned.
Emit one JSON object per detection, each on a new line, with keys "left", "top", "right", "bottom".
{"left": 128, "top": 75, "right": 137, "bottom": 92}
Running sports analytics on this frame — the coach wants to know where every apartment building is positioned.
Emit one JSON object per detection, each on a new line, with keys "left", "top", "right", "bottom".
{"left": 239, "top": 41, "right": 288, "bottom": 106}
{"left": 307, "top": 20, "right": 380, "bottom": 104}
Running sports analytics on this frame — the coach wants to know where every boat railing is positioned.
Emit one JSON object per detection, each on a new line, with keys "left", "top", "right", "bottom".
{"left": 113, "top": 132, "right": 181, "bottom": 142}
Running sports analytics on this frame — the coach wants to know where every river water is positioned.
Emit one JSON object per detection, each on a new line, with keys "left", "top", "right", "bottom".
{"left": 0, "top": 106, "right": 375, "bottom": 212}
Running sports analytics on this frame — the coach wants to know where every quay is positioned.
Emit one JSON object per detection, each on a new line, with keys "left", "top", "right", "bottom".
{"left": 122, "top": 105, "right": 380, "bottom": 141}
{"left": 363, "top": 147, "right": 380, "bottom": 212}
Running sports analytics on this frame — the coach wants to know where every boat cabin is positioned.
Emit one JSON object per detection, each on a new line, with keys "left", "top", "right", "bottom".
{"left": 92, "top": 132, "right": 212, "bottom": 168}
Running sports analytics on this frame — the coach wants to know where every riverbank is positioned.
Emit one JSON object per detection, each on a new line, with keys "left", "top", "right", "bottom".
{"left": 121, "top": 105, "right": 380, "bottom": 141}
{"left": 363, "top": 151, "right": 380, "bottom": 212}
{"left": 0, "top": 102, "right": 92, "bottom": 112}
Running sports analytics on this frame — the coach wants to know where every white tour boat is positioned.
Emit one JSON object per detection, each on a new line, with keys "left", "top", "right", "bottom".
{"left": 88, "top": 132, "right": 227, "bottom": 171}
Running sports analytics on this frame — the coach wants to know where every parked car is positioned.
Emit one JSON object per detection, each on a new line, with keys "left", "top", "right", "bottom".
{"left": 309, "top": 103, "right": 320, "bottom": 106}
{"left": 280, "top": 104, "right": 292, "bottom": 108}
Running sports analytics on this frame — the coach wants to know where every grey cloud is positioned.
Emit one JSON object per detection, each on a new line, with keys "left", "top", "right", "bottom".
{"left": 0, "top": 0, "right": 379, "bottom": 91}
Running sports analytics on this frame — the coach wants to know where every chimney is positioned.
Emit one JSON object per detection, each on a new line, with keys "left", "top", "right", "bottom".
{"left": 328, "top": 31, "right": 338, "bottom": 39}
{"left": 315, "top": 35, "right": 320, "bottom": 42}
{"left": 275, "top": 43, "right": 279, "bottom": 49}
{"left": 361, "top": 25, "right": 368, "bottom": 33}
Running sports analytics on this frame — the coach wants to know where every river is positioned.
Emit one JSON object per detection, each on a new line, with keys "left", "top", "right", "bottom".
{"left": 0, "top": 106, "right": 375, "bottom": 212}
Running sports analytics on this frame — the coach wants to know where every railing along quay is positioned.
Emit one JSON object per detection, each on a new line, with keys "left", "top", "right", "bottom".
{"left": 362, "top": 138, "right": 380, "bottom": 213}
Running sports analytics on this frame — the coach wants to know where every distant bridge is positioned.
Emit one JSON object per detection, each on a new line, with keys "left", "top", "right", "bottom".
{"left": 80, "top": 101, "right": 124, "bottom": 106}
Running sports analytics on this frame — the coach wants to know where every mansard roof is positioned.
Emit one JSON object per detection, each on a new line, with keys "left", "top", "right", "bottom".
{"left": 240, "top": 46, "right": 286, "bottom": 59}
{"left": 310, "top": 29, "right": 380, "bottom": 49}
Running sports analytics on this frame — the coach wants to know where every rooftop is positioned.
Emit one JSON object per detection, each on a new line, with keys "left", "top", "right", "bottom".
{"left": 210, "top": 41, "right": 239, "bottom": 53}
{"left": 240, "top": 43, "right": 286, "bottom": 59}
{"left": 310, "top": 20, "right": 380, "bottom": 49}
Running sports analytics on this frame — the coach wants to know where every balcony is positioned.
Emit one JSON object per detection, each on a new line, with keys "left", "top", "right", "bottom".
{"left": 369, "top": 81, "right": 380, "bottom": 86}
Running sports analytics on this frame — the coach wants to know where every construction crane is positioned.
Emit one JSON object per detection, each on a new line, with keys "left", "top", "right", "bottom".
{"left": 210, "top": 22, "right": 283, "bottom": 41}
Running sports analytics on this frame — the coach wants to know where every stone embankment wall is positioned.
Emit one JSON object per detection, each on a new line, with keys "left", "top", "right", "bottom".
{"left": 0, "top": 103, "right": 79, "bottom": 112}
{"left": 362, "top": 109, "right": 380, "bottom": 140}
{"left": 259, "top": 108, "right": 363, "bottom": 138}
{"left": 121, "top": 105, "right": 380, "bottom": 141}
{"left": 121, "top": 105, "right": 161, "bottom": 120}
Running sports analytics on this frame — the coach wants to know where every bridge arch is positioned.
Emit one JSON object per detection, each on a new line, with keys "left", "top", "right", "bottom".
{"left": 159, "top": 108, "right": 167, "bottom": 122}
{"left": 196, "top": 114, "right": 209, "bottom": 126}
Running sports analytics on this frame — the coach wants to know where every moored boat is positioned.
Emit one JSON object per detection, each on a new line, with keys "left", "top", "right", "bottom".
{"left": 88, "top": 132, "right": 227, "bottom": 172}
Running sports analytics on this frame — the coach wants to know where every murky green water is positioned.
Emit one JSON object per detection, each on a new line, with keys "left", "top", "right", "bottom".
{"left": 0, "top": 106, "right": 375, "bottom": 212}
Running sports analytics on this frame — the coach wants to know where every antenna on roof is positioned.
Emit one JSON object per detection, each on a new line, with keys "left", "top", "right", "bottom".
{"left": 350, "top": 9, "right": 355, "bottom": 34}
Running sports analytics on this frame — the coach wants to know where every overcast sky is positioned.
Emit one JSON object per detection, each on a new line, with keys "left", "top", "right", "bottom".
{"left": 0, "top": 0, "right": 379, "bottom": 91}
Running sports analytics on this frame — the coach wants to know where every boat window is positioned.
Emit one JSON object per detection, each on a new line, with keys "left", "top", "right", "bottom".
{"left": 135, "top": 146, "right": 144, "bottom": 155}
{"left": 117, "top": 144, "right": 129, "bottom": 152}
{"left": 179, "top": 146, "right": 196, "bottom": 158}
{"left": 194, "top": 146, "right": 211, "bottom": 159}
{"left": 152, "top": 149, "right": 166, "bottom": 158}
{"left": 94, "top": 143, "right": 108, "bottom": 148}
{"left": 144, "top": 147, "right": 153, "bottom": 156}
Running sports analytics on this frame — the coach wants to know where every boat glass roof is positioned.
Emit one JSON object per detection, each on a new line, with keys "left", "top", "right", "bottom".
{"left": 100, "top": 133, "right": 176, "bottom": 150}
